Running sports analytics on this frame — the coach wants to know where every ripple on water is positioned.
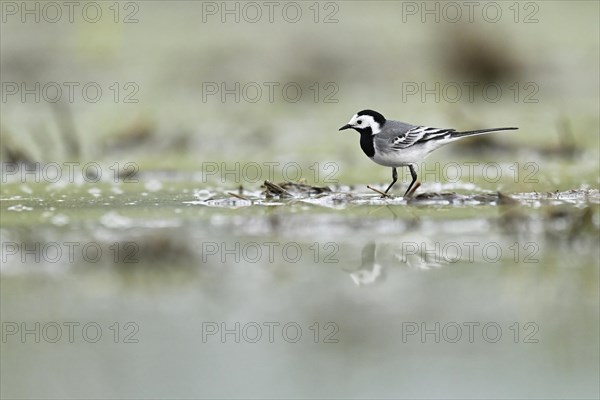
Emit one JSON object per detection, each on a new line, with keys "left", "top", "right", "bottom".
{"left": 7, "top": 204, "right": 33, "bottom": 212}
{"left": 88, "top": 187, "right": 102, "bottom": 197}
{"left": 100, "top": 211, "right": 133, "bottom": 229}
{"left": 51, "top": 214, "right": 70, "bottom": 226}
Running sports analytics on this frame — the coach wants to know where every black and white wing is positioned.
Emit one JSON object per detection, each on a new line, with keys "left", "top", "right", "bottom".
{"left": 390, "top": 126, "right": 455, "bottom": 149}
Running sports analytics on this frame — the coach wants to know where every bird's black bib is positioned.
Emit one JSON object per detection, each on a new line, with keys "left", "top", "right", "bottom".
{"left": 358, "top": 129, "right": 375, "bottom": 158}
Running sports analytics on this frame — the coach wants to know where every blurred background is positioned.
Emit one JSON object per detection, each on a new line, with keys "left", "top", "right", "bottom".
{"left": 1, "top": 1, "right": 599, "bottom": 399}
{"left": 1, "top": 1, "right": 598, "bottom": 186}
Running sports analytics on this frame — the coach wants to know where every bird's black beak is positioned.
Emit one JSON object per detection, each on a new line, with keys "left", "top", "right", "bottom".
{"left": 339, "top": 124, "right": 352, "bottom": 131}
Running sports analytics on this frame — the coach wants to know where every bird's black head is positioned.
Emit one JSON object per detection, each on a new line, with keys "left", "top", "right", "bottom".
{"left": 357, "top": 110, "right": 386, "bottom": 125}
{"left": 339, "top": 109, "right": 386, "bottom": 134}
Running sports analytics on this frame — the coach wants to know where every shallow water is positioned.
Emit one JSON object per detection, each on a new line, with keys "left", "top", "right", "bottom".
{"left": 1, "top": 178, "right": 598, "bottom": 399}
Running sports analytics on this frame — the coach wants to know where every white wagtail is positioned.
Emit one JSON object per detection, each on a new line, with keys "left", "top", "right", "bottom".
{"left": 339, "top": 109, "right": 518, "bottom": 197}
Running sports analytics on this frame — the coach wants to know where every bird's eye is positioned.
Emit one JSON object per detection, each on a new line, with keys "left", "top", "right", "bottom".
{"left": 357, "top": 120, "right": 362, "bottom": 124}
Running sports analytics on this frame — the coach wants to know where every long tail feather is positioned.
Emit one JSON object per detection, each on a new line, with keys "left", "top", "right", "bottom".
{"left": 451, "top": 127, "right": 518, "bottom": 139}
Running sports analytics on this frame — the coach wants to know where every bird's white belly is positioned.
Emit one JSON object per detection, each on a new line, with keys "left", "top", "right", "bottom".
{"left": 369, "top": 145, "right": 426, "bottom": 167}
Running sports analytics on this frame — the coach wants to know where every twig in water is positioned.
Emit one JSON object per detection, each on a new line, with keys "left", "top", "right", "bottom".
{"left": 367, "top": 185, "right": 392, "bottom": 198}
{"left": 227, "top": 191, "right": 250, "bottom": 201}
{"left": 264, "top": 180, "right": 293, "bottom": 197}
{"left": 497, "top": 191, "right": 518, "bottom": 206}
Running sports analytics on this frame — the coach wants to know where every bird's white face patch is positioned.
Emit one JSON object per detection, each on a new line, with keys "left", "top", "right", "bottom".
{"left": 348, "top": 114, "right": 381, "bottom": 134}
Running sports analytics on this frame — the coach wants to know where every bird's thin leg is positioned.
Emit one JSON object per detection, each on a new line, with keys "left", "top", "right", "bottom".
{"left": 403, "top": 165, "right": 418, "bottom": 197}
{"left": 383, "top": 168, "right": 398, "bottom": 194}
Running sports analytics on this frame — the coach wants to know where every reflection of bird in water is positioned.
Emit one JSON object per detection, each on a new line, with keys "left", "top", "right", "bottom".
{"left": 346, "top": 239, "right": 449, "bottom": 285}
{"left": 348, "top": 242, "right": 383, "bottom": 286}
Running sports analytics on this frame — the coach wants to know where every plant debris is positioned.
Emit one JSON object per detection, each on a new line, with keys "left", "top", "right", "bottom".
{"left": 262, "top": 180, "right": 331, "bottom": 198}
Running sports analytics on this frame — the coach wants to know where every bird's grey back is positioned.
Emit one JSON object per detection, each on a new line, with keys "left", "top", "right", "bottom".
{"left": 379, "top": 119, "right": 417, "bottom": 139}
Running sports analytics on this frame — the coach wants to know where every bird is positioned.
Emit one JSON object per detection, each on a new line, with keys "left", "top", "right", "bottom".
{"left": 339, "top": 109, "right": 518, "bottom": 197}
